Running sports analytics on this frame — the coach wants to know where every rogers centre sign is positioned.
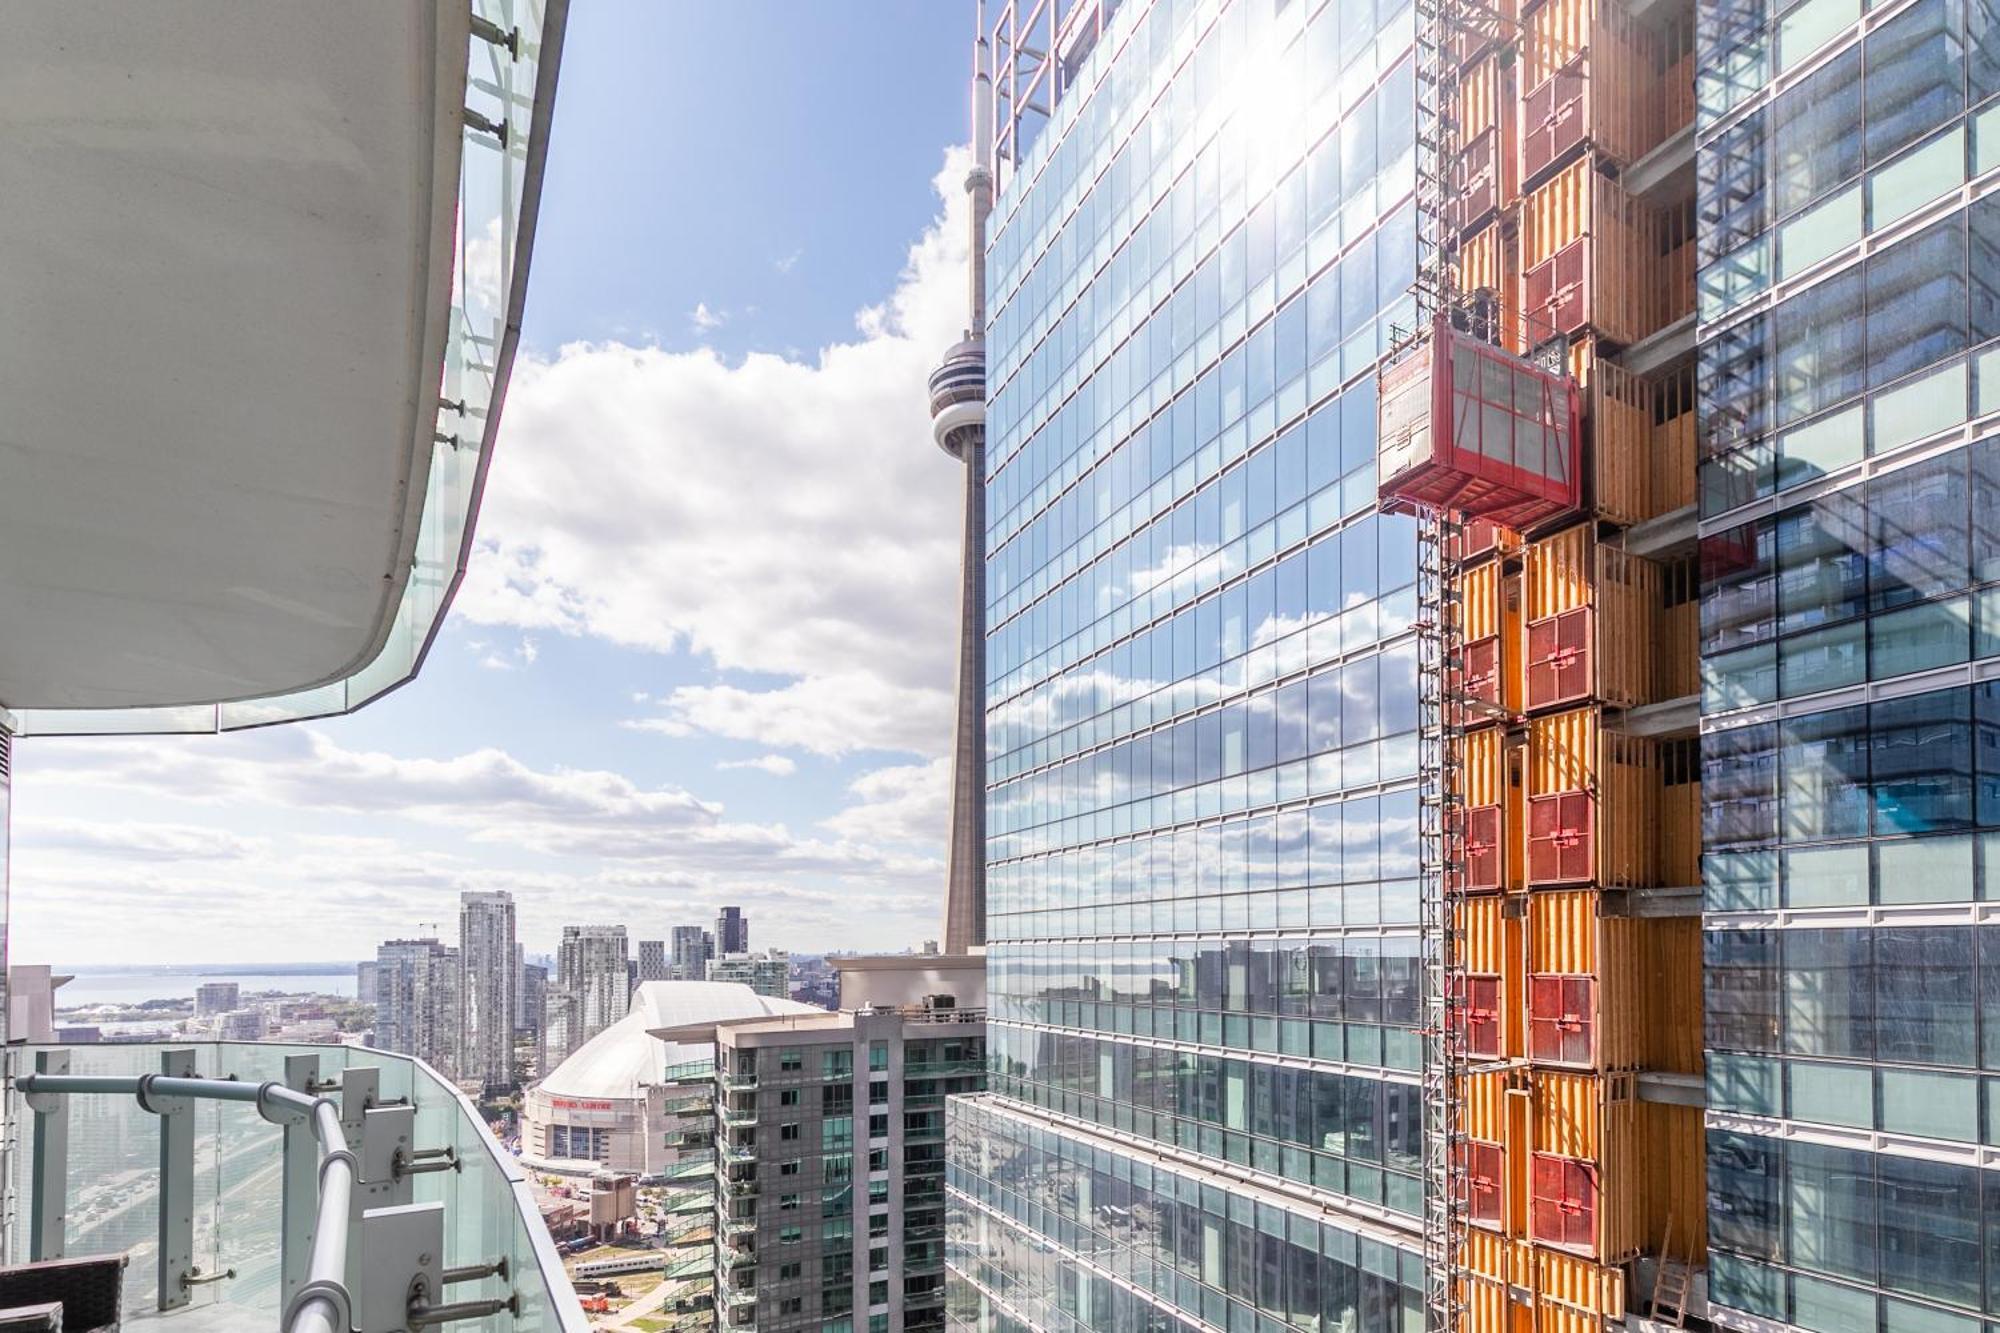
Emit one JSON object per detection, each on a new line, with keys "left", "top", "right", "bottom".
{"left": 547, "top": 1097, "right": 615, "bottom": 1111}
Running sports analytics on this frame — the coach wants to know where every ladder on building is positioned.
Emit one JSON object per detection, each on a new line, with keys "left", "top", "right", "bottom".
{"left": 1651, "top": 1215, "right": 1696, "bottom": 1328}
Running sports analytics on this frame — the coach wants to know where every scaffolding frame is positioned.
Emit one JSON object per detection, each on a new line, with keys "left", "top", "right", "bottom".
{"left": 985, "top": 0, "right": 1119, "bottom": 195}
{"left": 1409, "top": 0, "right": 1477, "bottom": 1327}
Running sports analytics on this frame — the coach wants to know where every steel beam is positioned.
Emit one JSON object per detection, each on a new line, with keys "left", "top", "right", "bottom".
{"left": 153, "top": 1048, "right": 197, "bottom": 1310}
{"left": 27, "top": 1050, "right": 69, "bottom": 1260}
{"left": 282, "top": 1053, "right": 322, "bottom": 1305}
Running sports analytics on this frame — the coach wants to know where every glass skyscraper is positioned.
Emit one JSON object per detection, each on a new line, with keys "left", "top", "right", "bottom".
{"left": 947, "top": 1, "right": 1428, "bottom": 1329}
{"left": 1698, "top": 0, "right": 2000, "bottom": 1326}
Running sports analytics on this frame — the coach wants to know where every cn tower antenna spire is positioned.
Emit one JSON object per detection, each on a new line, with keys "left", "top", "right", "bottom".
{"left": 927, "top": 4, "right": 994, "bottom": 956}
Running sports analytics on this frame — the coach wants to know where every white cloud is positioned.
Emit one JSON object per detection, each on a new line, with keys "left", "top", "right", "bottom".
{"left": 774, "top": 248, "right": 803, "bottom": 274}
{"left": 689, "top": 301, "right": 727, "bottom": 333}
{"left": 717, "top": 754, "right": 798, "bottom": 777}
{"left": 457, "top": 147, "right": 975, "bottom": 759}
{"left": 474, "top": 635, "right": 540, "bottom": 671}
{"left": 627, "top": 671, "right": 946, "bottom": 758}
{"left": 14, "top": 728, "right": 946, "bottom": 962}
{"left": 821, "top": 758, "right": 949, "bottom": 846}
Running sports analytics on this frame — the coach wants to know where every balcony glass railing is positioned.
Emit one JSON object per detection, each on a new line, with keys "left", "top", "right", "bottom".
{"left": 7, "top": 0, "right": 565, "bottom": 738}
{"left": 0, "top": 1041, "right": 586, "bottom": 1333}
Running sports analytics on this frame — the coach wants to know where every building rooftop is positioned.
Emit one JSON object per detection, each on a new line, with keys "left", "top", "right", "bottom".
{"left": 537, "top": 981, "right": 817, "bottom": 1102}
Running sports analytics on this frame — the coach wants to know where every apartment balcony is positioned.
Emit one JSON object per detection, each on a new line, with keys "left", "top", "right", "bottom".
{"left": 2, "top": 1041, "right": 587, "bottom": 1333}
{"left": 719, "top": 1070, "right": 759, "bottom": 1093}
{"left": 717, "top": 1104, "right": 758, "bottom": 1130}
{"left": 717, "top": 1138, "right": 757, "bottom": 1166}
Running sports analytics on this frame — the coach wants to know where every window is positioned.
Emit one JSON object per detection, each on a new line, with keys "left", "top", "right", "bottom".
{"left": 823, "top": 1050, "right": 852, "bottom": 1079}
{"left": 868, "top": 1114, "right": 889, "bottom": 1139}
{"left": 869, "top": 1247, "right": 888, "bottom": 1273}
{"left": 869, "top": 1080, "right": 888, "bottom": 1106}
{"left": 780, "top": 1226, "right": 802, "bottom": 1244}
{"left": 780, "top": 1161, "right": 801, "bottom": 1177}
{"left": 1866, "top": 216, "right": 1966, "bottom": 389}
{"left": 1864, "top": 0, "right": 1963, "bottom": 164}
{"left": 780, "top": 1124, "right": 802, "bottom": 1142}
{"left": 1787, "top": 1142, "right": 1876, "bottom": 1281}
{"left": 780, "top": 1089, "right": 801, "bottom": 1107}
{"left": 869, "top": 1041, "right": 888, "bottom": 1071}
{"left": 780, "top": 1048, "right": 803, "bottom": 1072}
{"left": 780, "top": 1193, "right": 800, "bottom": 1211}
{"left": 1707, "top": 1131, "right": 1781, "bottom": 1262}
{"left": 778, "top": 1263, "right": 801, "bottom": 1282}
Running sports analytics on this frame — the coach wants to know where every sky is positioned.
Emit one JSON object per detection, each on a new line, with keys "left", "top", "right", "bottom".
{"left": 11, "top": 1, "right": 980, "bottom": 966}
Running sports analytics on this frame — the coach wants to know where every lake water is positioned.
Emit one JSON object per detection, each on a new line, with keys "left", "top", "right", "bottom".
{"left": 56, "top": 966, "right": 359, "bottom": 1009}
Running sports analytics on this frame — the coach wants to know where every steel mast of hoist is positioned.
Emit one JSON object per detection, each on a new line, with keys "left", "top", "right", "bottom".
{"left": 1406, "top": 0, "right": 1470, "bottom": 1326}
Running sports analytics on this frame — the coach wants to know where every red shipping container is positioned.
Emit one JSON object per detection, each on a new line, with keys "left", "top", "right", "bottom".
{"left": 1377, "top": 316, "right": 1582, "bottom": 528}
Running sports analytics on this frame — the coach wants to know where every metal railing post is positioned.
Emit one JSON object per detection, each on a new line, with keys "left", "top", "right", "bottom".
{"left": 152, "top": 1048, "right": 196, "bottom": 1310}
{"left": 26, "top": 1050, "right": 69, "bottom": 1260}
{"left": 282, "top": 1053, "right": 322, "bottom": 1305}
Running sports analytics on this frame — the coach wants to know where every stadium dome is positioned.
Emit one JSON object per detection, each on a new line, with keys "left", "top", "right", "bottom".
{"left": 522, "top": 980, "right": 818, "bottom": 1178}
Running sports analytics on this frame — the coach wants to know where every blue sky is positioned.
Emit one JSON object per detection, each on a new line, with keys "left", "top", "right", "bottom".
{"left": 12, "top": 1, "right": 980, "bottom": 966}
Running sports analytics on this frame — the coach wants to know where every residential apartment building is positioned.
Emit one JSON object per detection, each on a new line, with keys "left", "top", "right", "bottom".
{"left": 717, "top": 906, "right": 750, "bottom": 956}
{"left": 355, "top": 959, "right": 380, "bottom": 1008}
{"left": 1695, "top": 0, "right": 2000, "bottom": 1328}
{"left": 708, "top": 949, "right": 791, "bottom": 1001}
{"left": 555, "top": 925, "right": 631, "bottom": 1061}
{"left": 673, "top": 925, "right": 716, "bottom": 980}
{"left": 459, "top": 890, "right": 518, "bottom": 1094}
{"left": 638, "top": 938, "right": 670, "bottom": 983}
{"left": 694, "top": 957, "right": 986, "bottom": 1333}
{"left": 521, "top": 960, "right": 549, "bottom": 1077}
{"left": 193, "top": 982, "right": 239, "bottom": 1018}
{"left": 374, "top": 938, "right": 462, "bottom": 1078}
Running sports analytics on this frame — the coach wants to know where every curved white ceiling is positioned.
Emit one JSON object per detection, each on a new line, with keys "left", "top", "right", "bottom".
{"left": 0, "top": 2, "right": 465, "bottom": 708}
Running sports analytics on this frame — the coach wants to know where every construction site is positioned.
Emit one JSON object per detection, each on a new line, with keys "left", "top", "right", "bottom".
{"left": 1380, "top": 0, "right": 1706, "bottom": 1326}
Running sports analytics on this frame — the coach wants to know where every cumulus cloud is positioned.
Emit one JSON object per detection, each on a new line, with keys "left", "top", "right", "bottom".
{"left": 821, "top": 758, "right": 950, "bottom": 846}
{"left": 774, "top": 248, "right": 803, "bottom": 274}
{"left": 457, "top": 148, "right": 975, "bottom": 758}
{"left": 15, "top": 727, "right": 945, "bottom": 961}
{"left": 627, "top": 671, "right": 947, "bottom": 758}
{"left": 717, "top": 754, "right": 798, "bottom": 777}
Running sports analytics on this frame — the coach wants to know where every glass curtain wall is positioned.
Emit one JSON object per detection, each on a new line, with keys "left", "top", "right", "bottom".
{"left": 1699, "top": 0, "right": 2000, "bottom": 1327}
{"left": 949, "top": 0, "right": 1428, "bottom": 1329}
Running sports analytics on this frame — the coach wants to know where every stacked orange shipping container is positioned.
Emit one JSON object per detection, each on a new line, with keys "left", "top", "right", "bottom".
{"left": 1444, "top": 0, "right": 1702, "bottom": 1326}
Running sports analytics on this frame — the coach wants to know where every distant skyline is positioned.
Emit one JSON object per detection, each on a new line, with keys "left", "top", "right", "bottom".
{"left": 10, "top": 2, "right": 977, "bottom": 965}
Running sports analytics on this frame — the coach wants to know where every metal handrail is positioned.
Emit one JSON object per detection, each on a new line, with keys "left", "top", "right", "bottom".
{"left": 15, "top": 1072, "right": 355, "bottom": 1333}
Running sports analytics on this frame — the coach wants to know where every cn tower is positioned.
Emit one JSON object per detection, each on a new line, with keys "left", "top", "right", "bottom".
{"left": 927, "top": 19, "right": 993, "bottom": 956}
